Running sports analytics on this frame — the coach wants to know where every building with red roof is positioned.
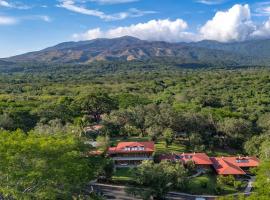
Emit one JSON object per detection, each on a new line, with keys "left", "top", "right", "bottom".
{"left": 107, "top": 141, "right": 155, "bottom": 167}
{"left": 108, "top": 141, "right": 260, "bottom": 173}
{"left": 160, "top": 153, "right": 259, "bottom": 175}
{"left": 160, "top": 153, "right": 213, "bottom": 168}
{"left": 210, "top": 156, "right": 259, "bottom": 175}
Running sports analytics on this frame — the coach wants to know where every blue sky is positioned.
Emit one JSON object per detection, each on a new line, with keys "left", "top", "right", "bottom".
{"left": 0, "top": 0, "right": 270, "bottom": 57}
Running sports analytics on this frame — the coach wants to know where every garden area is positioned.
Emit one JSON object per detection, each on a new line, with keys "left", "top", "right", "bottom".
{"left": 185, "top": 173, "right": 248, "bottom": 195}
{"left": 111, "top": 167, "right": 248, "bottom": 196}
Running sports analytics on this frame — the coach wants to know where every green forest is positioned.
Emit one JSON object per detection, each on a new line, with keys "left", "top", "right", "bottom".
{"left": 0, "top": 62, "right": 270, "bottom": 199}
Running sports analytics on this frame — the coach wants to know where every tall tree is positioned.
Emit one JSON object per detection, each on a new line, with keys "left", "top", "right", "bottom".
{"left": 78, "top": 92, "right": 117, "bottom": 122}
{"left": 163, "top": 128, "right": 174, "bottom": 148}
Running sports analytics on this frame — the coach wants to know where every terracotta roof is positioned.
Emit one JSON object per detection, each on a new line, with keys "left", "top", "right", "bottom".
{"left": 160, "top": 153, "right": 213, "bottom": 165}
{"left": 181, "top": 153, "right": 213, "bottom": 165}
{"left": 222, "top": 156, "right": 259, "bottom": 167}
{"left": 84, "top": 125, "right": 103, "bottom": 132}
{"left": 210, "top": 156, "right": 259, "bottom": 175}
{"left": 88, "top": 150, "right": 103, "bottom": 156}
{"left": 108, "top": 141, "right": 155, "bottom": 154}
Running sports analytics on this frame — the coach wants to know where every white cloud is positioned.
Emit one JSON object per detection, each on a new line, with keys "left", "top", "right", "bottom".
{"left": 73, "top": 19, "right": 197, "bottom": 42}
{"left": 199, "top": 4, "right": 255, "bottom": 42}
{"left": 0, "top": 0, "right": 30, "bottom": 9}
{"left": 0, "top": 0, "right": 12, "bottom": 7}
{"left": 23, "top": 15, "right": 52, "bottom": 22}
{"left": 0, "top": 15, "right": 51, "bottom": 25}
{"left": 251, "top": 18, "right": 270, "bottom": 39}
{"left": 255, "top": 2, "right": 270, "bottom": 16}
{"left": 0, "top": 16, "right": 17, "bottom": 25}
{"left": 72, "top": 4, "right": 270, "bottom": 43}
{"left": 57, "top": 0, "right": 155, "bottom": 21}
{"left": 89, "top": 0, "right": 139, "bottom": 4}
{"left": 196, "top": 0, "right": 227, "bottom": 5}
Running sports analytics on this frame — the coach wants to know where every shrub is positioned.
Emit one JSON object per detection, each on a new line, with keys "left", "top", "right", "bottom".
{"left": 233, "top": 180, "right": 242, "bottom": 190}
{"left": 217, "top": 175, "right": 235, "bottom": 186}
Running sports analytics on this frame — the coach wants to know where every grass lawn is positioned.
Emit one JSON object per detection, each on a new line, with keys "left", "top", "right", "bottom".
{"left": 112, "top": 168, "right": 134, "bottom": 183}
{"left": 186, "top": 173, "right": 217, "bottom": 195}
{"left": 185, "top": 173, "right": 247, "bottom": 195}
{"left": 155, "top": 141, "right": 186, "bottom": 154}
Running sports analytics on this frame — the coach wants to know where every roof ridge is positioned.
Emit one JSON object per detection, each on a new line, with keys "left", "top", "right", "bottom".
{"left": 221, "top": 158, "right": 245, "bottom": 173}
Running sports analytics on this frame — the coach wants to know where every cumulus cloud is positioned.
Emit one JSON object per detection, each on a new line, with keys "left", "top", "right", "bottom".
{"left": 199, "top": 4, "right": 255, "bottom": 42}
{"left": 57, "top": 0, "right": 155, "bottom": 21}
{"left": 73, "top": 19, "right": 197, "bottom": 42}
{"left": 73, "top": 4, "right": 270, "bottom": 43}
{"left": 251, "top": 18, "right": 270, "bottom": 39}
{"left": 0, "top": 16, "right": 17, "bottom": 25}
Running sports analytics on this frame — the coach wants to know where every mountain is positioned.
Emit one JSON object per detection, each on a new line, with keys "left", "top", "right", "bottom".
{"left": 3, "top": 36, "right": 270, "bottom": 66}
{"left": 0, "top": 59, "right": 14, "bottom": 66}
{"left": 188, "top": 39, "right": 270, "bottom": 59}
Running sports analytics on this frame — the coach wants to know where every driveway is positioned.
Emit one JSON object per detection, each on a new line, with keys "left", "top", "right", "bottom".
{"left": 91, "top": 183, "right": 216, "bottom": 200}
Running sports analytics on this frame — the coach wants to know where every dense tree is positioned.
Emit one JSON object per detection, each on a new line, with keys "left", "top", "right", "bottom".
{"left": 248, "top": 161, "right": 270, "bottom": 200}
{"left": 116, "top": 93, "right": 150, "bottom": 109}
{"left": 244, "top": 134, "right": 269, "bottom": 156}
{"left": 0, "top": 130, "right": 95, "bottom": 199}
{"left": 257, "top": 113, "right": 270, "bottom": 131}
{"left": 34, "top": 97, "right": 77, "bottom": 123}
{"left": 218, "top": 118, "right": 253, "bottom": 148}
{"left": 163, "top": 128, "right": 174, "bottom": 148}
{"left": 128, "top": 161, "right": 188, "bottom": 200}
{"left": 101, "top": 159, "right": 114, "bottom": 181}
{"left": 96, "top": 135, "right": 110, "bottom": 151}
{"left": 78, "top": 92, "right": 117, "bottom": 122}
{"left": 2, "top": 64, "right": 270, "bottom": 198}
{"left": 0, "top": 113, "right": 13, "bottom": 130}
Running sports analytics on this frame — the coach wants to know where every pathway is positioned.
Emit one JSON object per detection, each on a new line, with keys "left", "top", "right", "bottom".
{"left": 244, "top": 176, "right": 255, "bottom": 193}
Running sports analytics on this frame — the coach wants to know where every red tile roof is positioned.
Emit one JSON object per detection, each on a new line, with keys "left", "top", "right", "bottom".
{"left": 84, "top": 125, "right": 103, "bottom": 132}
{"left": 107, "top": 141, "right": 155, "bottom": 154}
{"left": 160, "top": 153, "right": 213, "bottom": 165}
{"left": 181, "top": 153, "right": 213, "bottom": 165}
{"left": 210, "top": 156, "right": 259, "bottom": 175}
{"left": 88, "top": 150, "right": 103, "bottom": 156}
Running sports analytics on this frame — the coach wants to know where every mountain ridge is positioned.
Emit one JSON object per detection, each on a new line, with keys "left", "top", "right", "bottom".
{"left": 2, "top": 36, "right": 270, "bottom": 66}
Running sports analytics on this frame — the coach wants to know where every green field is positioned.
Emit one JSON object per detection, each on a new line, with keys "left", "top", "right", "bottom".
{"left": 112, "top": 168, "right": 134, "bottom": 183}
{"left": 186, "top": 173, "right": 217, "bottom": 194}
{"left": 155, "top": 141, "right": 186, "bottom": 154}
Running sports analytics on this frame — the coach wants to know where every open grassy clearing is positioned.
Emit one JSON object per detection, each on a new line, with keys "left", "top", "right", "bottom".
{"left": 112, "top": 168, "right": 134, "bottom": 183}
{"left": 186, "top": 173, "right": 217, "bottom": 194}
{"left": 155, "top": 141, "right": 186, "bottom": 154}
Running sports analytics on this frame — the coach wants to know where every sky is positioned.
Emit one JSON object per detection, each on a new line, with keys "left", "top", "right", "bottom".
{"left": 1, "top": 0, "right": 270, "bottom": 57}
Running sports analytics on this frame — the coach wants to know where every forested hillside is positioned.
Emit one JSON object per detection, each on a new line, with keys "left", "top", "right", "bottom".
{"left": 0, "top": 63, "right": 270, "bottom": 199}
{"left": 3, "top": 37, "right": 270, "bottom": 66}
